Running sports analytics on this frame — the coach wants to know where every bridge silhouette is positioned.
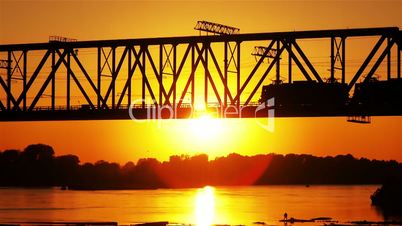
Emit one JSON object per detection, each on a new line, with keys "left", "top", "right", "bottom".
{"left": 0, "top": 27, "right": 401, "bottom": 121}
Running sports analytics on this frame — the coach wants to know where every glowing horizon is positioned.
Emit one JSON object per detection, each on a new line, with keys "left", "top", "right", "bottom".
{"left": 0, "top": 0, "right": 401, "bottom": 164}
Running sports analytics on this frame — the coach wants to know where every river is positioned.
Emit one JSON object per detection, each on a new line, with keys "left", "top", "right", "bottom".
{"left": 0, "top": 185, "right": 399, "bottom": 225}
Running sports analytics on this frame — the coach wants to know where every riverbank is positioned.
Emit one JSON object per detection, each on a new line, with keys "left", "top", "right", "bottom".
{"left": 0, "top": 185, "right": 399, "bottom": 224}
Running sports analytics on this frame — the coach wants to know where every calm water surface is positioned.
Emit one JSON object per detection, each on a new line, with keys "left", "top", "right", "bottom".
{"left": 0, "top": 185, "right": 396, "bottom": 225}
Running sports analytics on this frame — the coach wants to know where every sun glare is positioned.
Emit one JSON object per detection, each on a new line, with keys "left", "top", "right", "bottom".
{"left": 195, "top": 186, "right": 215, "bottom": 226}
{"left": 188, "top": 112, "right": 223, "bottom": 140}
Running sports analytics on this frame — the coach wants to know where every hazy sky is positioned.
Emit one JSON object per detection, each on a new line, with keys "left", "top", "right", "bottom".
{"left": 0, "top": 0, "right": 401, "bottom": 163}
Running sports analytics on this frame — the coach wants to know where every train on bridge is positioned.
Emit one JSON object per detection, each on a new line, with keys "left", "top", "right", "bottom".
{"left": 258, "top": 78, "right": 402, "bottom": 118}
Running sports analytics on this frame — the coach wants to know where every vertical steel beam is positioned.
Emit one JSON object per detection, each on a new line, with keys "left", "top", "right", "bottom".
{"left": 224, "top": 42, "right": 228, "bottom": 107}
{"left": 142, "top": 46, "right": 146, "bottom": 108}
{"left": 173, "top": 44, "right": 177, "bottom": 112}
{"left": 288, "top": 40, "right": 292, "bottom": 83}
{"left": 97, "top": 47, "right": 101, "bottom": 109}
{"left": 159, "top": 44, "right": 163, "bottom": 105}
{"left": 276, "top": 40, "right": 280, "bottom": 82}
{"left": 236, "top": 41, "right": 240, "bottom": 108}
{"left": 67, "top": 49, "right": 71, "bottom": 110}
{"left": 387, "top": 36, "right": 391, "bottom": 80}
{"left": 23, "top": 50, "right": 27, "bottom": 111}
{"left": 51, "top": 49, "right": 55, "bottom": 110}
{"left": 331, "top": 37, "right": 335, "bottom": 82}
{"left": 342, "top": 37, "right": 346, "bottom": 84}
{"left": 204, "top": 43, "right": 208, "bottom": 106}
{"left": 398, "top": 38, "right": 401, "bottom": 79}
{"left": 128, "top": 46, "right": 132, "bottom": 106}
{"left": 191, "top": 44, "right": 195, "bottom": 107}
{"left": 112, "top": 47, "right": 116, "bottom": 109}
{"left": 7, "top": 51, "right": 11, "bottom": 110}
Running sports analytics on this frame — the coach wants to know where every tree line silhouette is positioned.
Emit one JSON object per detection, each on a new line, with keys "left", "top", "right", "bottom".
{"left": 0, "top": 144, "right": 401, "bottom": 189}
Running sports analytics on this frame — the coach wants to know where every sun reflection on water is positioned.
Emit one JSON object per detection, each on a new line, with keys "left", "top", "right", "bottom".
{"left": 195, "top": 186, "right": 215, "bottom": 226}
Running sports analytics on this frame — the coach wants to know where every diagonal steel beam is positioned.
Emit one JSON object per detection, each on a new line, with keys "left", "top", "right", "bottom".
{"left": 227, "top": 42, "right": 238, "bottom": 69}
{"left": 165, "top": 44, "right": 192, "bottom": 103}
{"left": 69, "top": 70, "right": 95, "bottom": 109}
{"left": 244, "top": 45, "right": 286, "bottom": 105}
{"left": 100, "top": 48, "right": 113, "bottom": 75}
{"left": 292, "top": 40, "right": 323, "bottom": 83}
{"left": 0, "top": 76, "right": 18, "bottom": 109}
{"left": 233, "top": 40, "right": 275, "bottom": 103}
{"left": 116, "top": 47, "right": 142, "bottom": 108}
{"left": 208, "top": 45, "right": 234, "bottom": 103}
{"left": 162, "top": 45, "right": 174, "bottom": 73}
{"left": 71, "top": 50, "right": 106, "bottom": 106}
{"left": 195, "top": 44, "right": 222, "bottom": 105}
{"left": 281, "top": 39, "right": 313, "bottom": 82}
{"left": 28, "top": 50, "right": 67, "bottom": 110}
{"left": 0, "top": 99, "right": 5, "bottom": 111}
{"left": 137, "top": 46, "right": 157, "bottom": 106}
{"left": 56, "top": 49, "right": 95, "bottom": 109}
{"left": 177, "top": 44, "right": 204, "bottom": 108}
{"left": 145, "top": 48, "right": 170, "bottom": 104}
{"left": 11, "top": 51, "right": 24, "bottom": 78}
{"left": 364, "top": 38, "right": 396, "bottom": 83}
{"left": 101, "top": 47, "right": 128, "bottom": 108}
{"left": 348, "top": 35, "right": 386, "bottom": 91}
{"left": 13, "top": 49, "right": 51, "bottom": 110}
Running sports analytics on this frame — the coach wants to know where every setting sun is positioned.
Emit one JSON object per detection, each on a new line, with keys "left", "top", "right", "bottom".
{"left": 188, "top": 113, "right": 223, "bottom": 141}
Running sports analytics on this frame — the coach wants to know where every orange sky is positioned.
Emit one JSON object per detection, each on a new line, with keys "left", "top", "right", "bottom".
{"left": 0, "top": 0, "right": 401, "bottom": 163}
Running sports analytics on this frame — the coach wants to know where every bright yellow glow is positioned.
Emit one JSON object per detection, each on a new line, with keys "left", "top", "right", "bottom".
{"left": 194, "top": 103, "right": 207, "bottom": 111}
{"left": 195, "top": 186, "right": 215, "bottom": 226}
{"left": 188, "top": 112, "right": 223, "bottom": 141}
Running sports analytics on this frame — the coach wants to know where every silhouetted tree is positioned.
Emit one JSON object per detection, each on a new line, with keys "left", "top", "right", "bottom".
{"left": 54, "top": 154, "right": 80, "bottom": 186}
{"left": 1, "top": 144, "right": 401, "bottom": 189}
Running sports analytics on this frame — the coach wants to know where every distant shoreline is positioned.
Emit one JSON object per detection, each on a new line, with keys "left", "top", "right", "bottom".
{"left": 0, "top": 184, "right": 383, "bottom": 191}
{"left": 1, "top": 144, "right": 401, "bottom": 190}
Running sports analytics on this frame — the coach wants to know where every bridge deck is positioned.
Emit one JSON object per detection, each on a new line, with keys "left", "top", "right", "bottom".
{"left": 0, "top": 105, "right": 400, "bottom": 121}
{"left": 0, "top": 27, "right": 399, "bottom": 51}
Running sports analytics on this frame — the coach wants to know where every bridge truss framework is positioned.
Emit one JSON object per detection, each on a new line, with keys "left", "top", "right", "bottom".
{"left": 0, "top": 27, "right": 400, "bottom": 120}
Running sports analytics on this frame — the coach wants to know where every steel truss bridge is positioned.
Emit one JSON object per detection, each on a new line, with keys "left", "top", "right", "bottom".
{"left": 0, "top": 27, "right": 401, "bottom": 121}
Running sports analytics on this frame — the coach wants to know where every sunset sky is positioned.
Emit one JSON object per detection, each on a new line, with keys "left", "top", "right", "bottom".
{"left": 0, "top": 0, "right": 401, "bottom": 163}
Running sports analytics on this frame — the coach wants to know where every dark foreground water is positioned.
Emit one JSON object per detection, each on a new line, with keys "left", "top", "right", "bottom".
{"left": 0, "top": 185, "right": 399, "bottom": 225}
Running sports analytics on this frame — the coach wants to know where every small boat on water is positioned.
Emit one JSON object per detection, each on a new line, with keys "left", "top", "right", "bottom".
{"left": 279, "top": 218, "right": 314, "bottom": 223}
{"left": 280, "top": 217, "right": 333, "bottom": 223}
